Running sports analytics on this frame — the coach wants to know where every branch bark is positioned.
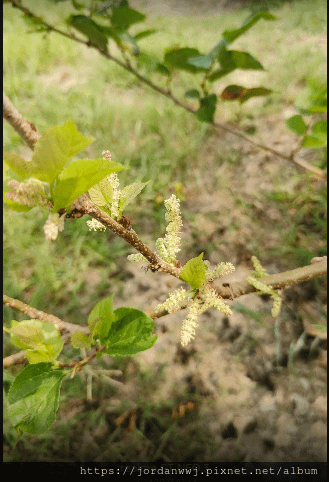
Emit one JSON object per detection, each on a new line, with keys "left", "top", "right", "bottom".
{"left": 3, "top": 92, "right": 40, "bottom": 150}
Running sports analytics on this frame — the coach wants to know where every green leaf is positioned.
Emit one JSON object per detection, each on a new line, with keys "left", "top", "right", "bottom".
{"left": 220, "top": 85, "right": 271, "bottom": 104}
{"left": 88, "top": 177, "right": 114, "bottom": 209}
{"left": 187, "top": 54, "right": 213, "bottom": 70}
{"left": 88, "top": 295, "right": 115, "bottom": 344}
{"left": 239, "top": 87, "right": 272, "bottom": 104}
{"left": 294, "top": 82, "right": 327, "bottom": 115}
{"left": 134, "top": 29, "right": 157, "bottom": 41}
{"left": 104, "top": 307, "right": 157, "bottom": 356}
{"left": 302, "top": 135, "right": 327, "bottom": 149}
{"left": 312, "top": 120, "right": 327, "bottom": 142}
{"left": 3, "top": 196, "right": 33, "bottom": 212}
{"left": 228, "top": 50, "right": 264, "bottom": 70}
{"left": 222, "top": 12, "right": 276, "bottom": 44}
{"left": 164, "top": 47, "right": 206, "bottom": 73}
{"left": 285, "top": 115, "right": 308, "bottom": 135}
{"left": 52, "top": 158, "right": 126, "bottom": 211}
{"left": 111, "top": 7, "right": 146, "bottom": 31}
{"left": 195, "top": 94, "right": 217, "bottom": 123}
{"left": 3, "top": 152, "right": 31, "bottom": 180}
{"left": 208, "top": 67, "right": 235, "bottom": 82}
{"left": 180, "top": 253, "right": 207, "bottom": 289}
{"left": 7, "top": 363, "right": 65, "bottom": 434}
{"left": 301, "top": 120, "right": 327, "bottom": 148}
{"left": 119, "top": 181, "right": 149, "bottom": 211}
{"left": 70, "top": 331, "right": 91, "bottom": 350}
{"left": 67, "top": 15, "right": 108, "bottom": 51}
{"left": 30, "top": 121, "right": 94, "bottom": 184}
{"left": 184, "top": 89, "right": 201, "bottom": 99}
{"left": 5, "top": 319, "right": 64, "bottom": 364}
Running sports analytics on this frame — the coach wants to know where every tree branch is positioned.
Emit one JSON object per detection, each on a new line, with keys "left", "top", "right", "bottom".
{"left": 6, "top": 0, "right": 325, "bottom": 178}
{"left": 3, "top": 92, "right": 40, "bottom": 150}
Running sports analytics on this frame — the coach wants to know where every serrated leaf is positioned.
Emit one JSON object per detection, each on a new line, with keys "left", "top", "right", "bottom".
{"left": 29, "top": 121, "right": 95, "bottom": 184}
{"left": 5, "top": 319, "right": 64, "bottom": 364}
{"left": 111, "top": 7, "right": 146, "bottom": 31}
{"left": 285, "top": 115, "right": 308, "bottom": 136}
{"left": 164, "top": 47, "right": 206, "bottom": 73}
{"left": 3, "top": 152, "right": 31, "bottom": 180}
{"left": 88, "top": 176, "right": 114, "bottom": 209}
{"left": 222, "top": 12, "right": 276, "bottom": 44}
{"left": 104, "top": 307, "right": 157, "bottom": 356}
{"left": 119, "top": 181, "right": 149, "bottom": 211}
{"left": 179, "top": 253, "right": 206, "bottom": 289}
{"left": 70, "top": 331, "right": 91, "bottom": 349}
{"left": 67, "top": 15, "right": 108, "bottom": 51}
{"left": 7, "top": 363, "right": 65, "bottom": 434}
{"left": 88, "top": 295, "right": 115, "bottom": 344}
{"left": 195, "top": 94, "right": 217, "bottom": 123}
{"left": 52, "top": 158, "right": 126, "bottom": 211}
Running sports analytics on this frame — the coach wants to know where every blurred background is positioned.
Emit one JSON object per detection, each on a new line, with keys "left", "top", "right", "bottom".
{"left": 3, "top": 0, "right": 327, "bottom": 462}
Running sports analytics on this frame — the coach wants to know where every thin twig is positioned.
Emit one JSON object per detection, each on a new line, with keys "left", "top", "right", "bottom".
{"left": 6, "top": 0, "right": 325, "bottom": 178}
{"left": 3, "top": 294, "right": 89, "bottom": 335}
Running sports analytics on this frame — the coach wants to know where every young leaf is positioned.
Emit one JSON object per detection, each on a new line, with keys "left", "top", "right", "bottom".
{"left": 222, "top": 12, "right": 276, "bottom": 44}
{"left": 119, "top": 181, "right": 149, "bottom": 211}
{"left": 67, "top": 15, "right": 108, "bottom": 51}
{"left": 285, "top": 115, "right": 308, "bottom": 136}
{"left": 5, "top": 319, "right": 64, "bottom": 364}
{"left": 88, "top": 176, "right": 114, "bottom": 209}
{"left": 3, "top": 152, "right": 31, "bottom": 180}
{"left": 70, "top": 331, "right": 92, "bottom": 350}
{"left": 164, "top": 47, "right": 206, "bottom": 73}
{"left": 195, "top": 94, "right": 217, "bottom": 123}
{"left": 29, "top": 121, "right": 95, "bottom": 184}
{"left": 104, "top": 307, "right": 157, "bottom": 356}
{"left": 88, "top": 295, "right": 115, "bottom": 344}
{"left": 52, "top": 158, "right": 126, "bottom": 211}
{"left": 179, "top": 253, "right": 206, "bottom": 289}
{"left": 7, "top": 363, "right": 66, "bottom": 434}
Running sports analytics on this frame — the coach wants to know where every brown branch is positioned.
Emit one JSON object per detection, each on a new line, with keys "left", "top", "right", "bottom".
{"left": 6, "top": 0, "right": 325, "bottom": 178}
{"left": 3, "top": 295, "right": 90, "bottom": 368}
{"left": 4, "top": 258, "right": 326, "bottom": 367}
{"left": 73, "top": 195, "right": 181, "bottom": 278}
{"left": 3, "top": 92, "right": 40, "bottom": 149}
{"left": 3, "top": 294, "right": 89, "bottom": 335}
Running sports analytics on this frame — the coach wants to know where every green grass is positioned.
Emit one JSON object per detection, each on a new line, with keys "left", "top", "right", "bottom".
{"left": 3, "top": 0, "right": 327, "bottom": 462}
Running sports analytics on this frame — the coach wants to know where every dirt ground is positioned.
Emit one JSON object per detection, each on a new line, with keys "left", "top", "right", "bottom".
{"left": 103, "top": 114, "right": 326, "bottom": 462}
